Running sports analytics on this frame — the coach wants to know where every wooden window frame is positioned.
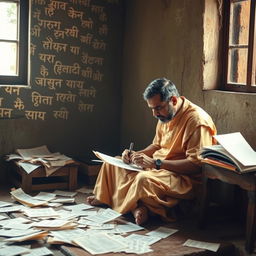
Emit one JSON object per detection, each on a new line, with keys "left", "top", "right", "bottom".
{"left": 0, "top": 0, "right": 30, "bottom": 86}
{"left": 222, "top": 0, "right": 256, "bottom": 93}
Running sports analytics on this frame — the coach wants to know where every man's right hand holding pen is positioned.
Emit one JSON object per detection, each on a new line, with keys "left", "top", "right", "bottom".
{"left": 122, "top": 142, "right": 159, "bottom": 169}
{"left": 122, "top": 142, "right": 134, "bottom": 164}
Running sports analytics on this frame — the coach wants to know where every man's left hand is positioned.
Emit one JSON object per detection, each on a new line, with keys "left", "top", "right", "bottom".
{"left": 131, "top": 153, "right": 155, "bottom": 169}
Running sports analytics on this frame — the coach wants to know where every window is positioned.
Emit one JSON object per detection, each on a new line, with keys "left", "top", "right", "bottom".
{"left": 223, "top": 0, "right": 256, "bottom": 92}
{"left": 0, "top": 0, "right": 30, "bottom": 86}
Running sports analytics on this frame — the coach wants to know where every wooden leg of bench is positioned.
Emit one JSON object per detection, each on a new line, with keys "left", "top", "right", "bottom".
{"left": 245, "top": 190, "right": 256, "bottom": 253}
{"left": 198, "top": 174, "right": 210, "bottom": 229}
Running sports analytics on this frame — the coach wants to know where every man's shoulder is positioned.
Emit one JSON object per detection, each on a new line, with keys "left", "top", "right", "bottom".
{"left": 184, "top": 99, "right": 214, "bottom": 125}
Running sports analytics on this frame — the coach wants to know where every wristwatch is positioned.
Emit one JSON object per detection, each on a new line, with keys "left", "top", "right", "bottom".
{"left": 155, "top": 159, "right": 162, "bottom": 170}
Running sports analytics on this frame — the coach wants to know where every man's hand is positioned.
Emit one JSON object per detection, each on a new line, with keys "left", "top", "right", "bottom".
{"left": 131, "top": 153, "right": 155, "bottom": 169}
{"left": 122, "top": 149, "right": 134, "bottom": 164}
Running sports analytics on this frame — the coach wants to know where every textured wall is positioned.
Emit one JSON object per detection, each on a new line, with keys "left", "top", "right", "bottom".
{"left": 0, "top": 0, "right": 124, "bottom": 182}
{"left": 121, "top": 0, "right": 256, "bottom": 152}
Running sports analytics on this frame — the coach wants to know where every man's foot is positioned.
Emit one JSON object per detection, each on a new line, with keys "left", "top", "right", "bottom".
{"left": 132, "top": 206, "right": 148, "bottom": 225}
{"left": 86, "top": 196, "right": 103, "bottom": 206}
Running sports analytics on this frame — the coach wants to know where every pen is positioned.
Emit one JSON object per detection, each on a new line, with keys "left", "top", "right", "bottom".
{"left": 129, "top": 142, "right": 134, "bottom": 155}
{"left": 128, "top": 142, "right": 134, "bottom": 163}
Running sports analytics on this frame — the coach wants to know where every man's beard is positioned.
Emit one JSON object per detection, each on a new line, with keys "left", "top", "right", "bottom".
{"left": 156, "top": 105, "right": 175, "bottom": 123}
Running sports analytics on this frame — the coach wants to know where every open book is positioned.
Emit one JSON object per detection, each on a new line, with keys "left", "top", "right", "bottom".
{"left": 200, "top": 132, "right": 256, "bottom": 173}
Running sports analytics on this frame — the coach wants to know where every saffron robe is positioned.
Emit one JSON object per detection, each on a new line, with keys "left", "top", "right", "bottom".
{"left": 93, "top": 97, "right": 217, "bottom": 220}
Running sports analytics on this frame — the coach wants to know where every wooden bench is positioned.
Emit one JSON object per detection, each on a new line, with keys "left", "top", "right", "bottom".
{"left": 8, "top": 161, "right": 78, "bottom": 193}
{"left": 199, "top": 163, "right": 256, "bottom": 253}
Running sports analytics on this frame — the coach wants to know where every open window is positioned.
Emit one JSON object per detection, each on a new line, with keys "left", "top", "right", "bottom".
{"left": 0, "top": 0, "right": 30, "bottom": 86}
{"left": 223, "top": 0, "right": 256, "bottom": 92}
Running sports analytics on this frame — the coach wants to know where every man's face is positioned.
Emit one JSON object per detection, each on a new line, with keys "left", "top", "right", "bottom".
{"left": 147, "top": 94, "right": 175, "bottom": 123}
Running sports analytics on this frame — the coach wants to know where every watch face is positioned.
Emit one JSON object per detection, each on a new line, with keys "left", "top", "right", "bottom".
{"left": 156, "top": 159, "right": 162, "bottom": 169}
{"left": 156, "top": 159, "right": 162, "bottom": 166}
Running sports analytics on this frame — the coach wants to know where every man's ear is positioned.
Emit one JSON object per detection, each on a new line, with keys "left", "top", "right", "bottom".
{"left": 170, "top": 96, "right": 178, "bottom": 106}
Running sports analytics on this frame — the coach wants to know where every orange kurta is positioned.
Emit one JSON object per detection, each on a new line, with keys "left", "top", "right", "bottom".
{"left": 93, "top": 97, "right": 217, "bottom": 221}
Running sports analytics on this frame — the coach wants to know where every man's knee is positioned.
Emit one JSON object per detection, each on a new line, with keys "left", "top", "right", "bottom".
{"left": 134, "top": 172, "right": 150, "bottom": 186}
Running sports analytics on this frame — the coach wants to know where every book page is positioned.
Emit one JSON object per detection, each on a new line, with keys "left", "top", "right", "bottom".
{"left": 214, "top": 132, "right": 256, "bottom": 166}
{"left": 93, "top": 151, "right": 143, "bottom": 172}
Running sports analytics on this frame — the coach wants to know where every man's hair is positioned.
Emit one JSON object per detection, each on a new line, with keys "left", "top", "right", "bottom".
{"left": 143, "top": 78, "right": 180, "bottom": 101}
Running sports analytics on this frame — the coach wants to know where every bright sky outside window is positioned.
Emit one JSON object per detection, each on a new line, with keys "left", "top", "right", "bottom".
{"left": 0, "top": 1, "right": 18, "bottom": 76}
{"left": 0, "top": 0, "right": 29, "bottom": 86}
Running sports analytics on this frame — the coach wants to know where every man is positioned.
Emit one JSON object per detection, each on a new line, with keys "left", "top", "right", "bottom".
{"left": 87, "top": 78, "right": 216, "bottom": 225}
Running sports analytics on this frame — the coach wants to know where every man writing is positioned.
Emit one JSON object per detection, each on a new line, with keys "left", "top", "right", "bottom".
{"left": 87, "top": 78, "right": 217, "bottom": 225}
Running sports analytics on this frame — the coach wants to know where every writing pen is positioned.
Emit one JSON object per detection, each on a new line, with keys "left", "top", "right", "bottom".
{"left": 128, "top": 142, "right": 134, "bottom": 163}
{"left": 129, "top": 142, "right": 134, "bottom": 155}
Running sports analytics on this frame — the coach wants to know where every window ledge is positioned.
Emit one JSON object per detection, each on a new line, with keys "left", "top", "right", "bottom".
{"left": 203, "top": 89, "right": 256, "bottom": 97}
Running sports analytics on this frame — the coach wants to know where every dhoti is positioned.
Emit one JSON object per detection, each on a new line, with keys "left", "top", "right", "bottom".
{"left": 93, "top": 162, "right": 198, "bottom": 221}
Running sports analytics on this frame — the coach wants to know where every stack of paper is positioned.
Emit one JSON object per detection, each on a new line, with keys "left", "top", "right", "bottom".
{"left": 6, "top": 145, "right": 75, "bottom": 176}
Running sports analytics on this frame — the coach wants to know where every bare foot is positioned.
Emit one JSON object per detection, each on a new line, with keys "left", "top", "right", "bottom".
{"left": 132, "top": 206, "right": 148, "bottom": 225}
{"left": 86, "top": 196, "right": 103, "bottom": 206}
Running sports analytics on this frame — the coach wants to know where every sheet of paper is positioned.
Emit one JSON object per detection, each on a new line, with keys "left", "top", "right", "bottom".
{"left": 115, "top": 221, "right": 144, "bottom": 233}
{"left": 33, "top": 219, "right": 71, "bottom": 228}
{"left": 47, "top": 202, "right": 62, "bottom": 208}
{"left": 0, "top": 217, "right": 31, "bottom": 226}
{"left": 0, "top": 205, "right": 24, "bottom": 213}
{"left": 26, "top": 247, "right": 53, "bottom": 256}
{"left": 77, "top": 218, "right": 102, "bottom": 227}
{"left": 0, "top": 245, "right": 30, "bottom": 256}
{"left": 17, "top": 162, "right": 41, "bottom": 174}
{"left": 23, "top": 207, "right": 59, "bottom": 218}
{"left": 214, "top": 132, "right": 256, "bottom": 166}
{"left": 85, "top": 208, "right": 121, "bottom": 224}
{"left": 73, "top": 233, "right": 127, "bottom": 255}
{"left": 53, "top": 190, "right": 77, "bottom": 197}
{"left": 16, "top": 145, "right": 51, "bottom": 160}
{"left": 50, "top": 197, "right": 75, "bottom": 203}
{"left": 4, "top": 222, "right": 34, "bottom": 230}
{"left": 63, "top": 203, "right": 93, "bottom": 211}
{"left": 120, "top": 237, "right": 153, "bottom": 254}
{"left": 71, "top": 210, "right": 98, "bottom": 217}
{"left": 93, "top": 151, "right": 143, "bottom": 172}
{"left": 126, "top": 233, "right": 161, "bottom": 245}
{"left": 0, "top": 201, "right": 14, "bottom": 208}
{"left": 0, "top": 228, "right": 40, "bottom": 237}
{"left": 4, "top": 230, "right": 48, "bottom": 242}
{"left": 0, "top": 214, "right": 8, "bottom": 221}
{"left": 183, "top": 239, "right": 220, "bottom": 252}
{"left": 5, "top": 153, "right": 23, "bottom": 161}
{"left": 49, "top": 228, "right": 88, "bottom": 244}
{"left": 146, "top": 226, "right": 178, "bottom": 238}
{"left": 11, "top": 188, "right": 47, "bottom": 207}
{"left": 33, "top": 192, "right": 56, "bottom": 202}
{"left": 55, "top": 209, "right": 79, "bottom": 220}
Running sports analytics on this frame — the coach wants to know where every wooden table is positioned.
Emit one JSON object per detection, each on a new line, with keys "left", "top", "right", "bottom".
{"left": 198, "top": 164, "right": 256, "bottom": 253}
{"left": 8, "top": 161, "right": 78, "bottom": 193}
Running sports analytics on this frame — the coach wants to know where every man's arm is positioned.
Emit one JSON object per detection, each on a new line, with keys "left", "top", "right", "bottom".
{"left": 131, "top": 153, "right": 200, "bottom": 175}
{"left": 136, "top": 144, "right": 160, "bottom": 157}
{"left": 159, "top": 158, "right": 201, "bottom": 174}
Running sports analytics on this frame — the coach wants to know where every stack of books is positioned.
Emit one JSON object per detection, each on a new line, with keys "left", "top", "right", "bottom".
{"left": 200, "top": 132, "right": 256, "bottom": 173}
